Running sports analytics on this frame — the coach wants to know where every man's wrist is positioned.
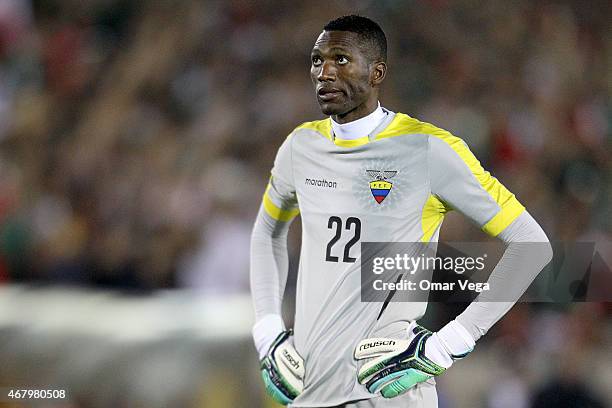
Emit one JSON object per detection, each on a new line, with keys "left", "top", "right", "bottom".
{"left": 252, "top": 314, "right": 286, "bottom": 360}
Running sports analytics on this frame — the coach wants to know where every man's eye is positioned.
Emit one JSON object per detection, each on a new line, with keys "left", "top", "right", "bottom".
{"left": 337, "top": 56, "right": 349, "bottom": 65}
{"left": 312, "top": 57, "right": 322, "bottom": 66}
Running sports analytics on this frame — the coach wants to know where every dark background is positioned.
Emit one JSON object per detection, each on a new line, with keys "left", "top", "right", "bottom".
{"left": 0, "top": 1, "right": 609, "bottom": 407}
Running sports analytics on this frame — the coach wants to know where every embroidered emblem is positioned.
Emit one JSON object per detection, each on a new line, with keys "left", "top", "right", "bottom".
{"left": 366, "top": 170, "right": 398, "bottom": 204}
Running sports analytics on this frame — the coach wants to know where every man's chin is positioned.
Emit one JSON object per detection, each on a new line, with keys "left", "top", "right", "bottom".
{"left": 318, "top": 102, "right": 345, "bottom": 116}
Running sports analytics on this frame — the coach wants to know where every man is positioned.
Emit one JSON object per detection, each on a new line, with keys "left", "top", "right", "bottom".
{"left": 250, "top": 15, "right": 552, "bottom": 408}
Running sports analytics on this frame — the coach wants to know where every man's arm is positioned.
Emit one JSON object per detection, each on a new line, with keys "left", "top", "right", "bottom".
{"left": 250, "top": 136, "right": 305, "bottom": 405}
{"left": 456, "top": 211, "right": 552, "bottom": 341}
{"left": 250, "top": 134, "right": 300, "bottom": 358}
{"left": 250, "top": 185, "right": 297, "bottom": 358}
{"left": 428, "top": 131, "right": 553, "bottom": 349}
{"left": 354, "top": 130, "right": 553, "bottom": 399}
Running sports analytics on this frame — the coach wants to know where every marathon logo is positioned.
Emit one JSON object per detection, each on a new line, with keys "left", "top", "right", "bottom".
{"left": 305, "top": 177, "right": 338, "bottom": 189}
{"left": 282, "top": 349, "right": 301, "bottom": 370}
{"left": 359, "top": 339, "right": 396, "bottom": 351}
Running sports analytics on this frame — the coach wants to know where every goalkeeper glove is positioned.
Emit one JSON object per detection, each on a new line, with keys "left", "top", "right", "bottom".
{"left": 354, "top": 321, "right": 474, "bottom": 398}
{"left": 260, "top": 329, "right": 305, "bottom": 405}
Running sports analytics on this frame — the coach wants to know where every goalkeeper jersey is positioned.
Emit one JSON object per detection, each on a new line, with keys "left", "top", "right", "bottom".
{"left": 261, "top": 109, "right": 524, "bottom": 406}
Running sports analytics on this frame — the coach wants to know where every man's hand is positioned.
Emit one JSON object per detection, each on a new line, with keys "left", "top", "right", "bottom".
{"left": 260, "top": 329, "right": 305, "bottom": 405}
{"left": 354, "top": 322, "right": 473, "bottom": 398}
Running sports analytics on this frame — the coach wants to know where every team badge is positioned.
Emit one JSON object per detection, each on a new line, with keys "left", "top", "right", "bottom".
{"left": 366, "top": 170, "right": 398, "bottom": 204}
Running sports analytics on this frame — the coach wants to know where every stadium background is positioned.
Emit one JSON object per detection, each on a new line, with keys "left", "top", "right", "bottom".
{"left": 0, "top": 0, "right": 610, "bottom": 407}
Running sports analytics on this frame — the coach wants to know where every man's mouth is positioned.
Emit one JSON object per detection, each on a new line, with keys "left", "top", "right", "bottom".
{"left": 317, "top": 88, "right": 343, "bottom": 102}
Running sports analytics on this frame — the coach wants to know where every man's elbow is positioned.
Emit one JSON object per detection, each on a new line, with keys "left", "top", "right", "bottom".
{"left": 540, "top": 239, "right": 553, "bottom": 267}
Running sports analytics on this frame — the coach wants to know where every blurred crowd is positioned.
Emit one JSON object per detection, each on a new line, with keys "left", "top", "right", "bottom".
{"left": 0, "top": 0, "right": 610, "bottom": 406}
{"left": 0, "top": 0, "right": 610, "bottom": 290}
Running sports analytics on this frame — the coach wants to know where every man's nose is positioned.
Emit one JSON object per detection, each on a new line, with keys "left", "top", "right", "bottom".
{"left": 317, "top": 61, "right": 336, "bottom": 82}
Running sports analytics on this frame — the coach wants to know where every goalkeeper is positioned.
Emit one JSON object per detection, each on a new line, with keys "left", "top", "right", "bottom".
{"left": 250, "top": 15, "right": 553, "bottom": 408}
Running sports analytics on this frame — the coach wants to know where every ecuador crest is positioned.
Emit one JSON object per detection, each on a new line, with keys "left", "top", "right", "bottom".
{"left": 367, "top": 170, "right": 397, "bottom": 204}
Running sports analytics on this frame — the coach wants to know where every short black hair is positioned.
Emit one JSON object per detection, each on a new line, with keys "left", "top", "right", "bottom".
{"left": 323, "top": 15, "right": 387, "bottom": 63}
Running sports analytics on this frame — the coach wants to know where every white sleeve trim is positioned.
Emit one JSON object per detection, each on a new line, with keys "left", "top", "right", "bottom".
{"left": 437, "top": 319, "right": 476, "bottom": 354}
{"left": 252, "top": 314, "right": 285, "bottom": 360}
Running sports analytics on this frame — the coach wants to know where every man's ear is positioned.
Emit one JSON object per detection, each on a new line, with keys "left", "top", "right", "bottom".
{"left": 371, "top": 61, "right": 387, "bottom": 86}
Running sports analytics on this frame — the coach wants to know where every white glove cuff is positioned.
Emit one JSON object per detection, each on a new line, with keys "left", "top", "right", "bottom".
{"left": 425, "top": 334, "right": 454, "bottom": 368}
{"left": 252, "top": 314, "right": 285, "bottom": 360}
{"left": 437, "top": 320, "right": 476, "bottom": 358}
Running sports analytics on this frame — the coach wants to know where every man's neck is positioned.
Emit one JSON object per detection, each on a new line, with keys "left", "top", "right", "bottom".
{"left": 331, "top": 102, "right": 386, "bottom": 140}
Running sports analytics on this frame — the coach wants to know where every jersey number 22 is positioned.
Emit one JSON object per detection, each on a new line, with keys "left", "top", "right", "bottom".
{"left": 325, "top": 216, "right": 361, "bottom": 263}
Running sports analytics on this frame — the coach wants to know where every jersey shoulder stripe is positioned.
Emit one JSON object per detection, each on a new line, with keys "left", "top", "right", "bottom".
{"left": 292, "top": 114, "right": 417, "bottom": 145}
{"left": 413, "top": 118, "right": 525, "bottom": 237}
{"left": 291, "top": 113, "right": 430, "bottom": 145}
{"left": 290, "top": 112, "right": 450, "bottom": 143}
{"left": 375, "top": 112, "right": 425, "bottom": 140}
{"left": 374, "top": 112, "right": 464, "bottom": 141}
{"left": 294, "top": 118, "right": 332, "bottom": 140}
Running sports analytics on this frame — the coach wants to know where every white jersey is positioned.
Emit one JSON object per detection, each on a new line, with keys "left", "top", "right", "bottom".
{"left": 259, "top": 109, "right": 524, "bottom": 406}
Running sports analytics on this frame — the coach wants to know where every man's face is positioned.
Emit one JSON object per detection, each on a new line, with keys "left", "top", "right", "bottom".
{"left": 310, "top": 30, "right": 380, "bottom": 121}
